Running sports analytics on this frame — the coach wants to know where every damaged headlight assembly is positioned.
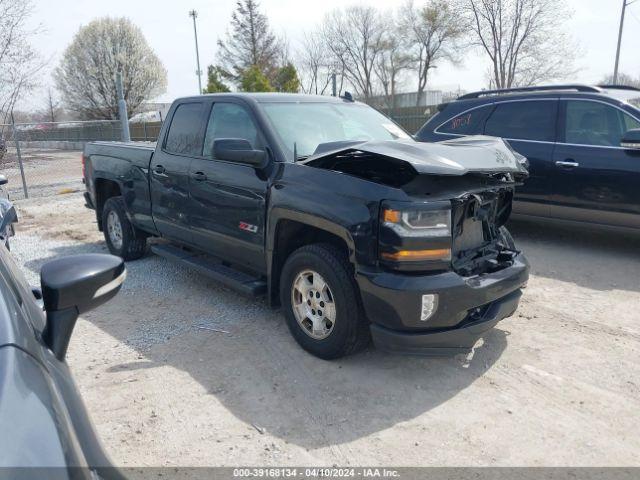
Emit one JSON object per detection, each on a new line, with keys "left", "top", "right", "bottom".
{"left": 379, "top": 200, "right": 452, "bottom": 268}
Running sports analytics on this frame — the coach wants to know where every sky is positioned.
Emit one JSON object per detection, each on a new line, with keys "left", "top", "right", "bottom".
{"left": 19, "top": 0, "right": 640, "bottom": 111}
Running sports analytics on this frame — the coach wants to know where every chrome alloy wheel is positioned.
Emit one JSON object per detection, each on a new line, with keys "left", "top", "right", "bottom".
{"left": 106, "top": 210, "right": 123, "bottom": 250}
{"left": 291, "top": 269, "right": 336, "bottom": 340}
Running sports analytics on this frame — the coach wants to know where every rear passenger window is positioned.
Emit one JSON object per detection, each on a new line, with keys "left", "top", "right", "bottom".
{"left": 484, "top": 100, "right": 557, "bottom": 142}
{"left": 165, "top": 103, "right": 204, "bottom": 156}
{"left": 437, "top": 105, "right": 493, "bottom": 135}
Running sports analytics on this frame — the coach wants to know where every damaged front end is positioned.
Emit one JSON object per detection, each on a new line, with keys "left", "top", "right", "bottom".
{"left": 450, "top": 186, "right": 519, "bottom": 276}
{"left": 301, "top": 136, "right": 528, "bottom": 277}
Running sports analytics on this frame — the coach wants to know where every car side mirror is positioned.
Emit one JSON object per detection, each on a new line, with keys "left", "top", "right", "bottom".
{"left": 213, "top": 138, "right": 266, "bottom": 167}
{"left": 0, "top": 174, "right": 8, "bottom": 186}
{"left": 621, "top": 129, "right": 640, "bottom": 150}
{"left": 41, "top": 254, "right": 126, "bottom": 360}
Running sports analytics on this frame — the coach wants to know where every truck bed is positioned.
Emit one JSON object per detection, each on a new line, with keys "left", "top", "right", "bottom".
{"left": 84, "top": 141, "right": 156, "bottom": 170}
{"left": 84, "top": 141, "right": 158, "bottom": 235}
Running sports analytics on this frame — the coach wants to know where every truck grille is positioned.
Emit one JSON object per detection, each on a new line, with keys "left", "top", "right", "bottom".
{"left": 454, "top": 216, "right": 485, "bottom": 253}
{"left": 450, "top": 189, "right": 516, "bottom": 276}
{"left": 452, "top": 195, "right": 494, "bottom": 256}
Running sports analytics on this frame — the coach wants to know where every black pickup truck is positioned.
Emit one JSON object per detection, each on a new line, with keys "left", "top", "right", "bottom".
{"left": 83, "top": 93, "right": 529, "bottom": 359}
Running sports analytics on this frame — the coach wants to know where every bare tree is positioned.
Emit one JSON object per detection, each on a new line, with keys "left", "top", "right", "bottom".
{"left": 54, "top": 17, "right": 167, "bottom": 120}
{"left": 0, "top": 0, "right": 43, "bottom": 124}
{"left": 400, "top": 0, "right": 466, "bottom": 107}
{"left": 374, "top": 26, "right": 413, "bottom": 114}
{"left": 462, "top": 0, "right": 576, "bottom": 89}
{"left": 296, "top": 31, "right": 339, "bottom": 95}
{"left": 216, "top": 0, "right": 282, "bottom": 84}
{"left": 43, "top": 88, "right": 62, "bottom": 123}
{"left": 321, "top": 6, "right": 385, "bottom": 99}
{"left": 600, "top": 72, "right": 640, "bottom": 89}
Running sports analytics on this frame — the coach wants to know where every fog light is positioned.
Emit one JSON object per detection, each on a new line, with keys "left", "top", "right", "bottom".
{"left": 420, "top": 294, "right": 438, "bottom": 321}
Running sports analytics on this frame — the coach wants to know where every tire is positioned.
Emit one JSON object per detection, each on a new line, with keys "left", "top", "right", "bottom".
{"left": 102, "top": 196, "right": 148, "bottom": 261}
{"left": 280, "top": 243, "right": 370, "bottom": 359}
{"left": 499, "top": 226, "right": 516, "bottom": 249}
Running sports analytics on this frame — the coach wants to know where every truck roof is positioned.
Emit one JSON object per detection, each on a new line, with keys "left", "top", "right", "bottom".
{"left": 174, "top": 92, "right": 359, "bottom": 104}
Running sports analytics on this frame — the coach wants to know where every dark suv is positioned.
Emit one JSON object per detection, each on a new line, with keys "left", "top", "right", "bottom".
{"left": 416, "top": 85, "right": 640, "bottom": 231}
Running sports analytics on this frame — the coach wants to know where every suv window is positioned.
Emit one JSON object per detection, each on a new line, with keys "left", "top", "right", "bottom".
{"left": 203, "top": 103, "right": 260, "bottom": 159}
{"left": 165, "top": 102, "right": 205, "bottom": 156}
{"left": 484, "top": 100, "right": 557, "bottom": 142}
{"left": 624, "top": 111, "right": 640, "bottom": 131}
{"left": 565, "top": 100, "right": 640, "bottom": 147}
{"left": 437, "top": 105, "right": 493, "bottom": 135}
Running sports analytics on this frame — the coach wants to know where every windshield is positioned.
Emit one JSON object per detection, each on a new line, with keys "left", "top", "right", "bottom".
{"left": 260, "top": 102, "right": 411, "bottom": 161}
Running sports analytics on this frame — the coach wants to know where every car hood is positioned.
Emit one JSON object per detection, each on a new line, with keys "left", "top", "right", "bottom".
{"left": 301, "top": 136, "right": 529, "bottom": 176}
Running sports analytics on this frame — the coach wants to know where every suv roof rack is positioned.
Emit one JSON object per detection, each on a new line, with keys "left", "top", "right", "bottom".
{"left": 597, "top": 84, "right": 640, "bottom": 92}
{"left": 458, "top": 84, "right": 602, "bottom": 100}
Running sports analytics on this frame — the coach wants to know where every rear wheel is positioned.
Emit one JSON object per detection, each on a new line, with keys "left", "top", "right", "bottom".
{"left": 102, "top": 196, "right": 148, "bottom": 261}
{"left": 280, "top": 244, "right": 369, "bottom": 359}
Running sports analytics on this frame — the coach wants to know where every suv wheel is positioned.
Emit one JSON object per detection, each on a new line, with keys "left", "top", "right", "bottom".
{"left": 102, "top": 196, "right": 148, "bottom": 261}
{"left": 280, "top": 243, "right": 369, "bottom": 359}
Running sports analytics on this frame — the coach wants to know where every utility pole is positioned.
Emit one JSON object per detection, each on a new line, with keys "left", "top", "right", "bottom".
{"left": 613, "top": 0, "right": 637, "bottom": 84}
{"left": 189, "top": 9, "right": 203, "bottom": 94}
{"left": 116, "top": 71, "right": 131, "bottom": 142}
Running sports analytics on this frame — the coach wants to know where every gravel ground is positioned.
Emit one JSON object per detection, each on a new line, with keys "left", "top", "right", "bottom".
{"left": 1, "top": 148, "right": 83, "bottom": 200}
{"left": 10, "top": 191, "right": 640, "bottom": 467}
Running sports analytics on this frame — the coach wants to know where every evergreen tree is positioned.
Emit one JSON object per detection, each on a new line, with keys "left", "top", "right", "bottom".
{"left": 217, "top": 0, "right": 281, "bottom": 84}
{"left": 274, "top": 63, "right": 301, "bottom": 93}
{"left": 203, "top": 65, "right": 230, "bottom": 93}
{"left": 240, "top": 66, "right": 273, "bottom": 92}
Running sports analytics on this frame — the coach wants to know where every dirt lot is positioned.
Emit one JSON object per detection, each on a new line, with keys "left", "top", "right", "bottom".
{"left": 10, "top": 191, "right": 640, "bottom": 467}
{"left": 1, "top": 147, "right": 83, "bottom": 199}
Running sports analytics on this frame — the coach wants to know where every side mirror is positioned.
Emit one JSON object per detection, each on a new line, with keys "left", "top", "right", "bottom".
{"left": 621, "top": 129, "right": 640, "bottom": 150}
{"left": 0, "top": 174, "right": 8, "bottom": 186}
{"left": 213, "top": 138, "right": 266, "bottom": 167}
{"left": 0, "top": 198, "right": 17, "bottom": 241}
{"left": 41, "top": 254, "right": 125, "bottom": 360}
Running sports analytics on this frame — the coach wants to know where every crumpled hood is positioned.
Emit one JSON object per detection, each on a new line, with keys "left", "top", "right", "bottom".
{"left": 301, "top": 136, "right": 528, "bottom": 176}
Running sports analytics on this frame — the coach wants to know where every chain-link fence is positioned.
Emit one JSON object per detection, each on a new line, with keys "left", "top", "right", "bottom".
{"left": 0, "top": 119, "right": 162, "bottom": 201}
{"left": 0, "top": 103, "right": 432, "bottom": 202}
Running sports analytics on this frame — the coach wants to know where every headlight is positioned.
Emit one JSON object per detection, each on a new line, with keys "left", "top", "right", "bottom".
{"left": 382, "top": 208, "right": 451, "bottom": 237}
{"left": 379, "top": 201, "right": 452, "bottom": 266}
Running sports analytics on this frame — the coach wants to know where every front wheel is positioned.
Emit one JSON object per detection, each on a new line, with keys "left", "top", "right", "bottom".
{"left": 280, "top": 244, "right": 370, "bottom": 359}
{"left": 102, "top": 196, "right": 148, "bottom": 261}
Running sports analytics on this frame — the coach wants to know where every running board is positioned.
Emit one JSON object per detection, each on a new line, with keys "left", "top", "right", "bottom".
{"left": 150, "top": 243, "right": 267, "bottom": 296}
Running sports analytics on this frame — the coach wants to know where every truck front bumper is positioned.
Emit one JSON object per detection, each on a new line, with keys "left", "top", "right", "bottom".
{"left": 356, "top": 253, "right": 529, "bottom": 356}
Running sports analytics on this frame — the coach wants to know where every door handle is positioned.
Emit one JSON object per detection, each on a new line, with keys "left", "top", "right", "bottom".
{"left": 191, "top": 171, "right": 207, "bottom": 181}
{"left": 555, "top": 160, "right": 580, "bottom": 168}
{"left": 152, "top": 165, "right": 166, "bottom": 174}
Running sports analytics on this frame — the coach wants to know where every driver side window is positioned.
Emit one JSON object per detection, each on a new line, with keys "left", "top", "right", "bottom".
{"left": 203, "top": 103, "right": 261, "bottom": 159}
{"left": 565, "top": 100, "right": 640, "bottom": 147}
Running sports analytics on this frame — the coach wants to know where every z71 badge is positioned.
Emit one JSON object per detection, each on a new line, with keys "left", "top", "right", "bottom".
{"left": 238, "top": 222, "right": 259, "bottom": 233}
